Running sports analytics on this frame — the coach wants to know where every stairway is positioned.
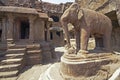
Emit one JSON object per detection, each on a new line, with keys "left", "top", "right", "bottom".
{"left": 0, "top": 45, "right": 26, "bottom": 79}
{"left": 26, "top": 44, "right": 42, "bottom": 65}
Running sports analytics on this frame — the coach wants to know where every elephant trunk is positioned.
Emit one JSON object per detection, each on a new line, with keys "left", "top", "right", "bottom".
{"left": 60, "top": 20, "right": 71, "bottom": 48}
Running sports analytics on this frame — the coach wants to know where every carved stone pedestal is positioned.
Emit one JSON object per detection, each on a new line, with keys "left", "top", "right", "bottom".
{"left": 60, "top": 52, "right": 116, "bottom": 79}
{"left": 39, "top": 52, "right": 120, "bottom": 80}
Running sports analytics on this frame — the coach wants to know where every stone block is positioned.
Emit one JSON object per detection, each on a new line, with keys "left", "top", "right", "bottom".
{"left": 60, "top": 53, "right": 116, "bottom": 79}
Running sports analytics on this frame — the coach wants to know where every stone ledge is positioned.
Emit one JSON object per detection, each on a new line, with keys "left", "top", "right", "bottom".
{"left": 63, "top": 52, "right": 114, "bottom": 62}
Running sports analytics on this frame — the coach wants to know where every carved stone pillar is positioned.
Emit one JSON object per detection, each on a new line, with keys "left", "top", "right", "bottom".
{"left": 47, "top": 29, "right": 50, "bottom": 41}
{"left": 1, "top": 18, "right": 6, "bottom": 43}
{"left": 47, "top": 22, "right": 51, "bottom": 41}
{"left": 7, "top": 14, "right": 14, "bottom": 44}
{"left": 15, "top": 20, "right": 20, "bottom": 41}
{"left": 29, "top": 16, "right": 36, "bottom": 42}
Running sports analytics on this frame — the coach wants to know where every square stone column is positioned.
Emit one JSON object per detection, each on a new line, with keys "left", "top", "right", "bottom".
{"left": 7, "top": 14, "right": 14, "bottom": 44}
{"left": 1, "top": 18, "right": 7, "bottom": 43}
{"left": 29, "top": 15, "right": 36, "bottom": 43}
{"left": 47, "top": 22, "right": 51, "bottom": 41}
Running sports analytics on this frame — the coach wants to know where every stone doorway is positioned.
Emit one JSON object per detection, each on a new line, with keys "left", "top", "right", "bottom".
{"left": 20, "top": 20, "right": 29, "bottom": 39}
{"left": 50, "top": 32, "right": 53, "bottom": 40}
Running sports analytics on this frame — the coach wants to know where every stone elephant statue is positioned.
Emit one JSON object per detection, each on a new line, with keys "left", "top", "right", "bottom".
{"left": 60, "top": 3, "right": 112, "bottom": 55}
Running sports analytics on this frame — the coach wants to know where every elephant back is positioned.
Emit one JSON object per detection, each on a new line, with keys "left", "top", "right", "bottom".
{"left": 81, "top": 8, "right": 112, "bottom": 34}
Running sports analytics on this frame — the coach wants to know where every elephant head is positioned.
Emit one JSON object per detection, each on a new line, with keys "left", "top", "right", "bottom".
{"left": 61, "top": 3, "right": 83, "bottom": 24}
{"left": 60, "top": 3, "right": 83, "bottom": 49}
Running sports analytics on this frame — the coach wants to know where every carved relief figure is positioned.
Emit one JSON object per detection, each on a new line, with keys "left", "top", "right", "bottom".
{"left": 60, "top": 3, "right": 112, "bottom": 55}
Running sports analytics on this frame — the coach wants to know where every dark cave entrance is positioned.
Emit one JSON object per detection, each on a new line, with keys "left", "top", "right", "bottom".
{"left": 50, "top": 16, "right": 59, "bottom": 22}
{"left": 20, "top": 20, "right": 29, "bottom": 39}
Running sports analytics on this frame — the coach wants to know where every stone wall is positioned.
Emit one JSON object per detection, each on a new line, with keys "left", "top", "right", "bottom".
{"left": 76, "top": 0, "right": 120, "bottom": 52}
{"left": 75, "top": 0, "right": 117, "bottom": 14}
{"left": 42, "top": 2, "right": 64, "bottom": 13}
{"left": 42, "top": 2, "right": 64, "bottom": 28}
{"left": 116, "top": 0, "right": 120, "bottom": 25}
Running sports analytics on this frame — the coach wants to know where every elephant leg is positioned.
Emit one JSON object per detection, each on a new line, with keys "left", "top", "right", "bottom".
{"left": 79, "top": 29, "right": 89, "bottom": 54}
{"left": 75, "top": 31, "right": 80, "bottom": 52}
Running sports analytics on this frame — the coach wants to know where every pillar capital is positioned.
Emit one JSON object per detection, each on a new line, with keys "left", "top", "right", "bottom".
{"left": 29, "top": 15, "right": 37, "bottom": 22}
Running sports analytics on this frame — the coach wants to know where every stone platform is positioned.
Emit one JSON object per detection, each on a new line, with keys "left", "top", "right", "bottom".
{"left": 60, "top": 53, "right": 115, "bottom": 79}
{"left": 39, "top": 52, "right": 119, "bottom": 80}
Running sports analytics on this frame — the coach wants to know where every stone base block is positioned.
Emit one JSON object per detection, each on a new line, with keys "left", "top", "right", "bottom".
{"left": 60, "top": 53, "right": 116, "bottom": 79}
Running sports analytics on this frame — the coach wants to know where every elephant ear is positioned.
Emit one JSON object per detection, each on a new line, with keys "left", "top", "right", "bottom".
{"left": 78, "top": 10, "right": 83, "bottom": 20}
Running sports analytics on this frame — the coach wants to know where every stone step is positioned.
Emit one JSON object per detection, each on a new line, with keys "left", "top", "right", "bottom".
{"left": 7, "top": 48, "right": 26, "bottom": 53}
{"left": 7, "top": 44, "right": 15, "bottom": 48}
{"left": 27, "top": 50, "right": 42, "bottom": 54}
{"left": 7, "top": 44, "right": 25, "bottom": 49}
{"left": 26, "top": 45, "right": 41, "bottom": 50}
{"left": 5, "top": 53, "right": 24, "bottom": 59}
{"left": 27, "top": 44, "right": 41, "bottom": 48}
{"left": 0, "top": 64, "right": 21, "bottom": 72}
{"left": 7, "top": 48, "right": 26, "bottom": 51}
{"left": 27, "top": 48, "right": 41, "bottom": 51}
{"left": 28, "top": 55, "right": 42, "bottom": 59}
{"left": 0, "top": 71, "right": 18, "bottom": 78}
{"left": 0, "top": 58, "right": 23, "bottom": 65}
{"left": 12, "top": 45, "right": 25, "bottom": 49}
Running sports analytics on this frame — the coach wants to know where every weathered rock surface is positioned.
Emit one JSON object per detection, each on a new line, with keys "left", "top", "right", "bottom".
{"left": 116, "top": 0, "right": 120, "bottom": 25}
{"left": 76, "top": 0, "right": 120, "bottom": 52}
{"left": 76, "top": 0, "right": 116, "bottom": 13}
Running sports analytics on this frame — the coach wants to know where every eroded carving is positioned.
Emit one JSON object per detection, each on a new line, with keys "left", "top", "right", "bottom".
{"left": 61, "top": 3, "right": 113, "bottom": 57}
